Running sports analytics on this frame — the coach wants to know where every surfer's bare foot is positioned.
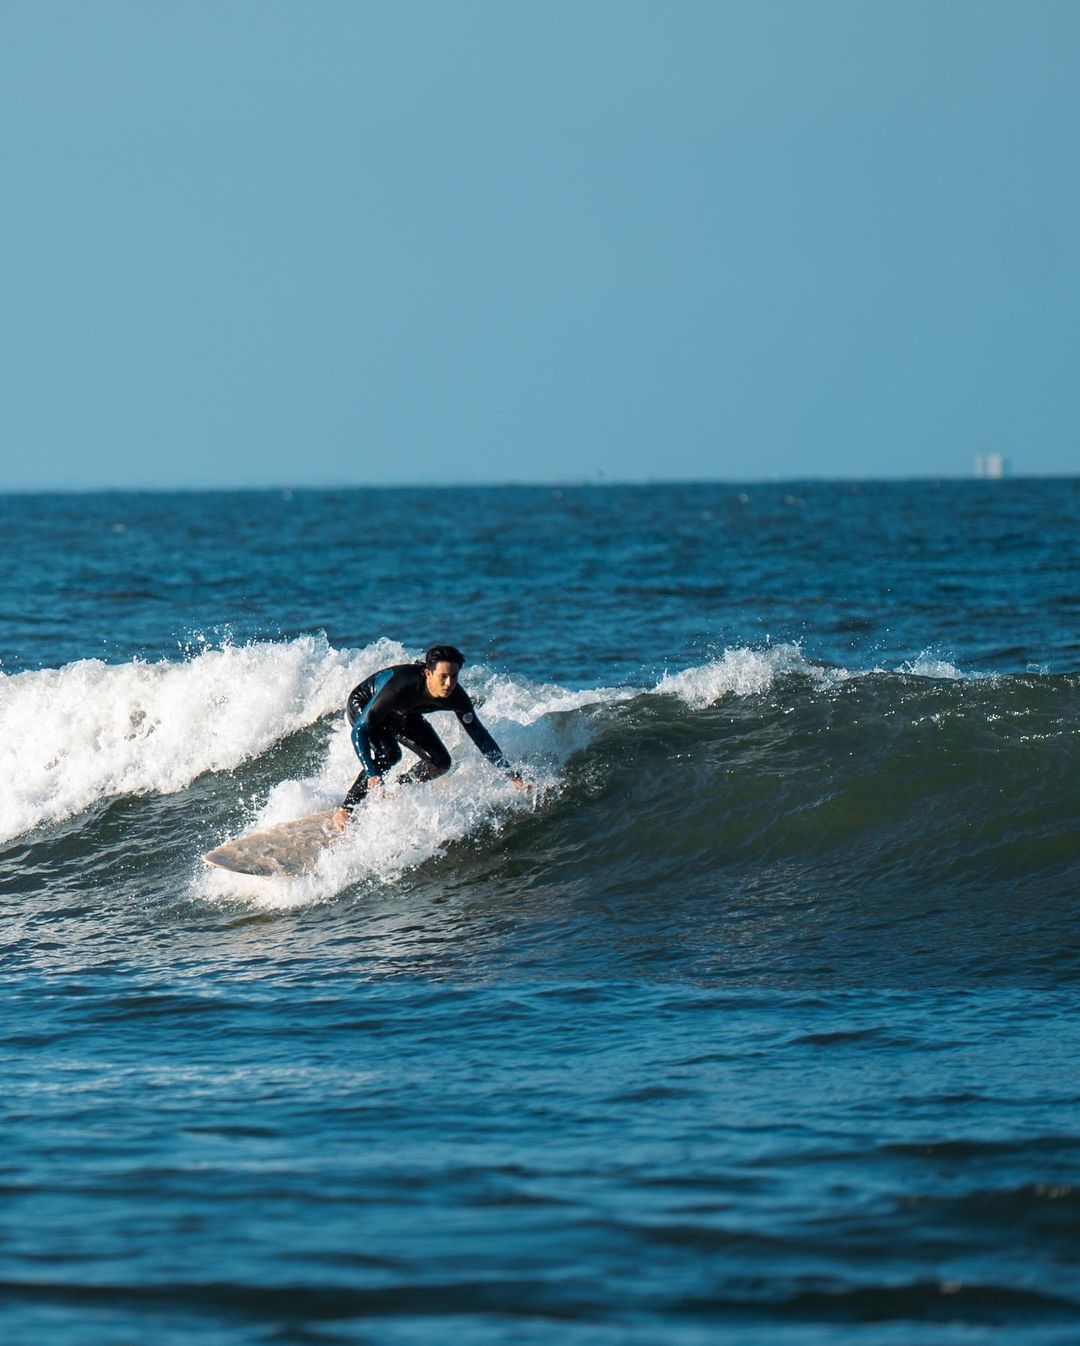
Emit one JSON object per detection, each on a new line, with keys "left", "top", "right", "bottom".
{"left": 328, "top": 807, "right": 349, "bottom": 832}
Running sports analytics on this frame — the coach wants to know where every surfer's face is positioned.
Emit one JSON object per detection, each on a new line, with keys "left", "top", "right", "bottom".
{"left": 425, "top": 661, "right": 459, "bottom": 698}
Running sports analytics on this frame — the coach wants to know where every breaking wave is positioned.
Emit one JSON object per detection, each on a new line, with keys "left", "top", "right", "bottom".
{"left": 3, "top": 637, "right": 1076, "bottom": 915}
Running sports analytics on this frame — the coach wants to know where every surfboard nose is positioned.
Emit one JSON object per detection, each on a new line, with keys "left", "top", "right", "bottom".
{"left": 203, "top": 809, "right": 342, "bottom": 877}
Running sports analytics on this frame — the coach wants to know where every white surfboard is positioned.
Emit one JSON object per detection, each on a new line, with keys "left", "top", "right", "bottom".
{"left": 203, "top": 809, "right": 342, "bottom": 877}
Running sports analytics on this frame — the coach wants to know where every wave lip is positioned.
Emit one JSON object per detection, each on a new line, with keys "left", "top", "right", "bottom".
{"left": 654, "top": 643, "right": 839, "bottom": 708}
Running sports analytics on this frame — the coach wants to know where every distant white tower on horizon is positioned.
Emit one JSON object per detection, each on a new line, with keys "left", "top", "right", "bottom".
{"left": 974, "top": 452, "right": 1007, "bottom": 479}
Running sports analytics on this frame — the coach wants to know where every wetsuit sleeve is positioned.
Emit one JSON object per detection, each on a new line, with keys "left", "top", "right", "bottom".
{"left": 455, "top": 694, "right": 513, "bottom": 772}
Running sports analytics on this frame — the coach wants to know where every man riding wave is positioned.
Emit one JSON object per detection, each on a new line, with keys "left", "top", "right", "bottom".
{"left": 330, "top": 645, "right": 525, "bottom": 830}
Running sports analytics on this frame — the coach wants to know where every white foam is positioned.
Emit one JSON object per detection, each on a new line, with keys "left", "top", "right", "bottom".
{"left": 194, "top": 758, "right": 546, "bottom": 911}
{"left": 467, "top": 669, "right": 634, "bottom": 726}
{"left": 895, "top": 651, "right": 980, "bottom": 681}
{"left": 653, "top": 642, "right": 835, "bottom": 708}
{"left": 0, "top": 635, "right": 407, "bottom": 844}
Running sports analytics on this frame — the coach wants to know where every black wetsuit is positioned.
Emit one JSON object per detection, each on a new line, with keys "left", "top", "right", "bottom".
{"left": 341, "top": 663, "right": 512, "bottom": 811}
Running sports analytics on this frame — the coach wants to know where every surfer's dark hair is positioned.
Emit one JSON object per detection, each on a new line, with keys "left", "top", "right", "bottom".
{"left": 423, "top": 644, "right": 465, "bottom": 670}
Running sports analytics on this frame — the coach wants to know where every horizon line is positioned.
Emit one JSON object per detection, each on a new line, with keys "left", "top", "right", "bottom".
{"left": 1, "top": 471, "right": 1076, "bottom": 497}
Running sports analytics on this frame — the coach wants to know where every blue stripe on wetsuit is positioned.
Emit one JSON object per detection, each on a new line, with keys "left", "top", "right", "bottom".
{"left": 350, "top": 668, "right": 395, "bottom": 774}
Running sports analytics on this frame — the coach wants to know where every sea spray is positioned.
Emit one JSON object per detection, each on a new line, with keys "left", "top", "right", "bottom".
{"left": 0, "top": 635, "right": 407, "bottom": 842}
{"left": 654, "top": 642, "right": 838, "bottom": 707}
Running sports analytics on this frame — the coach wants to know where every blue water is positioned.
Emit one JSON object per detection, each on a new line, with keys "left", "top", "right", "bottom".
{"left": 1, "top": 480, "right": 1078, "bottom": 1344}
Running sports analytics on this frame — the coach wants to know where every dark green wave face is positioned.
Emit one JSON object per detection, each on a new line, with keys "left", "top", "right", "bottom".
{"left": 578, "top": 669, "right": 1078, "bottom": 888}
{"left": 392, "top": 666, "right": 1079, "bottom": 988}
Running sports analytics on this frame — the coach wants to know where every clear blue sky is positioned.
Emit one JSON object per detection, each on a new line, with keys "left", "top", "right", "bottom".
{"left": 3, "top": 1, "right": 1078, "bottom": 489}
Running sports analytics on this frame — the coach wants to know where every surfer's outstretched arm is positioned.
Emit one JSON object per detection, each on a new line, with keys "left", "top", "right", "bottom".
{"left": 456, "top": 706, "right": 524, "bottom": 786}
{"left": 458, "top": 710, "right": 508, "bottom": 769}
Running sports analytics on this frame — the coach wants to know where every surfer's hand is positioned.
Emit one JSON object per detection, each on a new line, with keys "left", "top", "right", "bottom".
{"left": 328, "top": 807, "right": 349, "bottom": 832}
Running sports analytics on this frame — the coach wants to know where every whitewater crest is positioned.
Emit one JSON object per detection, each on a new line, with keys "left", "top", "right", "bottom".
{"left": 0, "top": 635, "right": 407, "bottom": 844}
{"left": 652, "top": 644, "right": 989, "bottom": 710}
{"left": 895, "top": 651, "right": 982, "bottom": 681}
{"left": 653, "top": 642, "right": 838, "bottom": 708}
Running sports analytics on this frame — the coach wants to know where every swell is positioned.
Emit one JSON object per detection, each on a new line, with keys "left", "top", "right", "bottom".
{"left": 4, "top": 640, "right": 1077, "bottom": 925}
{"left": 440, "top": 666, "right": 1080, "bottom": 928}
{"left": 402, "top": 666, "right": 1080, "bottom": 982}
{"left": 571, "top": 667, "right": 1080, "bottom": 885}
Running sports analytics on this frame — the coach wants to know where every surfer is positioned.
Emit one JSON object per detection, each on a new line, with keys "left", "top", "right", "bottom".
{"left": 329, "top": 645, "right": 525, "bottom": 830}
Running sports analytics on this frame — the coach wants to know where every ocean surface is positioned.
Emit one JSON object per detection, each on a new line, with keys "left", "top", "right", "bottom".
{"left": 1, "top": 479, "right": 1077, "bottom": 1345}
